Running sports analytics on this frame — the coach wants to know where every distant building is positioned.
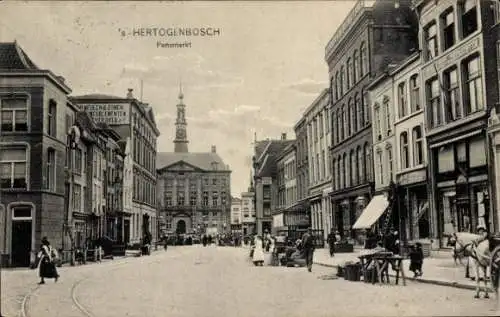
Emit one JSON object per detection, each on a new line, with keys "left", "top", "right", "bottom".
{"left": 230, "top": 196, "right": 242, "bottom": 234}
{"left": 252, "top": 133, "right": 294, "bottom": 235}
{"left": 241, "top": 183, "right": 256, "bottom": 236}
{"left": 71, "top": 88, "right": 160, "bottom": 244}
{"left": 156, "top": 90, "right": 231, "bottom": 235}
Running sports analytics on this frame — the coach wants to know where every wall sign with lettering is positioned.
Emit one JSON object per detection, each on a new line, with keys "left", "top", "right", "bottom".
{"left": 81, "top": 103, "right": 130, "bottom": 125}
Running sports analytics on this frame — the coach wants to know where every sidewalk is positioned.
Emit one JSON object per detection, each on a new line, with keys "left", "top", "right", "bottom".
{"left": 314, "top": 248, "right": 480, "bottom": 290}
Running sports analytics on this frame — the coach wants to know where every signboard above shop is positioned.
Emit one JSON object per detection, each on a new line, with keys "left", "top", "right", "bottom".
{"left": 81, "top": 103, "right": 130, "bottom": 125}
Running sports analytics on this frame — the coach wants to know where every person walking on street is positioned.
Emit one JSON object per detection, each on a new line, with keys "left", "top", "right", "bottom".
{"left": 327, "top": 229, "right": 336, "bottom": 257}
{"left": 301, "top": 228, "right": 316, "bottom": 272}
{"left": 37, "top": 237, "right": 59, "bottom": 284}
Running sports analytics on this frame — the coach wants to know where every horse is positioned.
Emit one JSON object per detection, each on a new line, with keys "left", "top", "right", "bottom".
{"left": 448, "top": 232, "right": 491, "bottom": 298}
{"left": 447, "top": 234, "right": 474, "bottom": 278}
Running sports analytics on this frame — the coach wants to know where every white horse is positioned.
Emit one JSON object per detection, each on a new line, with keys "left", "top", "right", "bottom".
{"left": 448, "top": 232, "right": 491, "bottom": 298}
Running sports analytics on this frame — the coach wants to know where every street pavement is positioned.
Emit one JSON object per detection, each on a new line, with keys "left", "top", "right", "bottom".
{"left": 1, "top": 245, "right": 500, "bottom": 317}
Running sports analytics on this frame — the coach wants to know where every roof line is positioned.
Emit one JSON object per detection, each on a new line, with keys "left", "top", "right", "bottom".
{"left": 257, "top": 154, "right": 269, "bottom": 176}
{"left": 256, "top": 140, "right": 271, "bottom": 163}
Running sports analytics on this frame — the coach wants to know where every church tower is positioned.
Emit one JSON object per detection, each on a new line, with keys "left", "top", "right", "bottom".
{"left": 174, "top": 85, "right": 189, "bottom": 153}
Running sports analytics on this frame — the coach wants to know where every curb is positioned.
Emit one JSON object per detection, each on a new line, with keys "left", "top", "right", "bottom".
{"left": 314, "top": 261, "right": 476, "bottom": 291}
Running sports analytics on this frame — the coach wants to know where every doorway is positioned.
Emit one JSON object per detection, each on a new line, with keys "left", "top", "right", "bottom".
{"left": 176, "top": 220, "right": 186, "bottom": 234}
{"left": 11, "top": 220, "right": 32, "bottom": 267}
{"left": 123, "top": 219, "right": 130, "bottom": 244}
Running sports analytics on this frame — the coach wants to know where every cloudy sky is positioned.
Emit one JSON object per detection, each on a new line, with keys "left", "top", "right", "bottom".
{"left": 0, "top": 1, "right": 355, "bottom": 196}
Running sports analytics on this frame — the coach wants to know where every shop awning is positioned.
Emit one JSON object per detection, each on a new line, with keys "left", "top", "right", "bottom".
{"left": 352, "top": 195, "right": 389, "bottom": 230}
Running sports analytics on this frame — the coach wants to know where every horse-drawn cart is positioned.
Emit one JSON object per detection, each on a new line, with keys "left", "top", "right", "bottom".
{"left": 488, "top": 236, "right": 500, "bottom": 294}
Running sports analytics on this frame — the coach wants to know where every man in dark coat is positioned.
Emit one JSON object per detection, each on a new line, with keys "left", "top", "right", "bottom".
{"left": 327, "top": 229, "right": 336, "bottom": 257}
{"left": 301, "top": 228, "right": 316, "bottom": 272}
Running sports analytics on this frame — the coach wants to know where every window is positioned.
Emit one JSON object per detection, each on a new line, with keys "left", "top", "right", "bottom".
{"left": 444, "top": 67, "right": 461, "bottom": 121}
{"left": 336, "top": 110, "right": 340, "bottom": 143}
{"left": 212, "top": 192, "right": 218, "bottom": 206}
{"left": 413, "top": 126, "right": 424, "bottom": 166}
{"left": 48, "top": 99, "right": 57, "bottom": 137}
{"left": 1, "top": 96, "right": 28, "bottom": 132}
{"left": 360, "top": 42, "right": 368, "bottom": 76}
{"left": 377, "top": 149, "right": 383, "bottom": 184}
{"left": 73, "top": 184, "right": 81, "bottom": 211}
{"left": 335, "top": 71, "right": 340, "bottom": 100}
{"left": 384, "top": 98, "right": 391, "bottom": 135}
{"left": 75, "top": 148, "right": 82, "bottom": 174}
{"left": 322, "top": 150, "right": 326, "bottom": 179}
{"left": 203, "top": 192, "right": 209, "bottom": 206}
{"left": 190, "top": 192, "right": 197, "bottom": 206}
{"left": 427, "top": 78, "right": 442, "bottom": 127}
{"left": 425, "top": 23, "right": 438, "bottom": 60}
{"left": 337, "top": 156, "right": 341, "bottom": 189}
{"left": 341, "top": 106, "right": 346, "bottom": 140}
{"left": 165, "top": 192, "right": 172, "bottom": 206}
{"left": 177, "top": 193, "right": 185, "bottom": 206}
{"left": 464, "top": 56, "right": 483, "bottom": 114}
{"left": 342, "top": 153, "right": 347, "bottom": 188}
{"left": 441, "top": 10, "right": 455, "bottom": 50}
{"left": 347, "top": 100, "right": 353, "bottom": 136}
{"left": 353, "top": 97, "right": 358, "bottom": 133}
{"left": 325, "top": 109, "right": 330, "bottom": 133}
{"left": 340, "top": 66, "right": 345, "bottom": 96}
{"left": 363, "top": 92, "right": 370, "bottom": 124}
{"left": 221, "top": 192, "right": 227, "bottom": 205}
{"left": 332, "top": 158, "right": 337, "bottom": 189}
{"left": 364, "top": 143, "right": 372, "bottom": 181}
{"left": 400, "top": 132, "right": 409, "bottom": 169}
{"left": 374, "top": 104, "right": 381, "bottom": 139}
{"left": 319, "top": 113, "right": 324, "bottom": 136}
{"left": 494, "top": 0, "right": 500, "bottom": 25}
{"left": 347, "top": 58, "right": 353, "bottom": 89}
{"left": 353, "top": 50, "right": 359, "bottom": 83}
{"left": 350, "top": 150, "right": 356, "bottom": 185}
{"left": 357, "top": 146, "right": 363, "bottom": 183}
{"left": 45, "top": 148, "right": 56, "bottom": 191}
{"left": 0, "top": 147, "right": 27, "bottom": 189}
{"left": 356, "top": 94, "right": 364, "bottom": 128}
{"left": 387, "top": 146, "right": 393, "bottom": 181}
{"left": 398, "top": 83, "right": 407, "bottom": 118}
{"left": 212, "top": 178, "right": 217, "bottom": 185}
{"left": 461, "top": 0, "right": 477, "bottom": 38}
{"left": 410, "top": 75, "right": 421, "bottom": 112}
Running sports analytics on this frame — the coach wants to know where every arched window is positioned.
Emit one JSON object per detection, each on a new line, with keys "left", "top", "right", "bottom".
{"left": 356, "top": 93, "right": 364, "bottom": 128}
{"left": 350, "top": 149, "right": 356, "bottom": 186}
{"left": 341, "top": 105, "right": 346, "bottom": 140}
{"left": 353, "top": 50, "right": 359, "bottom": 83}
{"left": 376, "top": 148, "right": 383, "bottom": 185}
{"left": 357, "top": 146, "right": 363, "bottom": 183}
{"left": 364, "top": 142, "right": 372, "bottom": 181}
{"left": 386, "top": 144, "right": 393, "bottom": 182}
{"left": 360, "top": 42, "right": 368, "bottom": 76}
{"left": 337, "top": 155, "right": 342, "bottom": 189}
{"left": 374, "top": 103, "right": 381, "bottom": 140}
{"left": 353, "top": 96, "right": 358, "bottom": 133}
{"left": 384, "top": 96, "right": 391, "bottom": 136}
{"left": 347, "top": 57, "right": 353, "bottom": 89}
{"left": 336, "top": 110, "right": 340, "bottom": 144}
{"left": 340, "top": 66, "right": 345, "bottom": 96}
{"left": 400, "top": 132, "right": 409, "bottom": 169}
{"left": 335, "top": 71, "right": 340, "bottom": 100}
{"left": 347, "top": 99, "right": 353, "bottom": 136}
{"left": 332, "top": 158, "right": 337, "bottom": 189}
{"left": 342, "top": 153, "right": 347, "bottom": 188}
{"left": 413, "top": 126, "right": 424, "bottom": 165}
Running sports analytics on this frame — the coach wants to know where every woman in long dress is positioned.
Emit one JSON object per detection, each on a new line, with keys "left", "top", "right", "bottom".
{"left": 37, "top": 237, "right": 59, "bottom": 284}
{"left": 252, "top": 236, "right": 265, "bottom": 266}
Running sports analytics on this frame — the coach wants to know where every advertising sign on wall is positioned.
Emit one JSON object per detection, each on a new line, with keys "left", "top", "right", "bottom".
{"left": 81, "top": 103, "right": 130, "bottom": 125}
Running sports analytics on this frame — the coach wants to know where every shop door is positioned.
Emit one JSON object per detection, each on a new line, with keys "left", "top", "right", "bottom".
{"left": 123, "top": 219, "right": 130, "bottom": 244}
{"left": 11, "top": 220, "right": 32, "bottom": 267}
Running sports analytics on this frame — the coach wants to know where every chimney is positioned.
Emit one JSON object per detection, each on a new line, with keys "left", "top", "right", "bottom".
{"left": 211, "top": 145, "right": 216, "bottom": 153}
{"left": 127, "top": 88, "right": 134, "bottom": 98}
{"left": 281, "top": 133, "right": 287, "bottom": 140}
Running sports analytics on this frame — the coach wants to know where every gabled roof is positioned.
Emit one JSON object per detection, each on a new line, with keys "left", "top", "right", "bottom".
{"left": 156, "top": 152, "right": 230, "bottom": 172}
{"left": 0, "top": 42, "right": 39, "bottom": 70}
{"left": 255, "top": 140, "right": 294, "bottom": 178}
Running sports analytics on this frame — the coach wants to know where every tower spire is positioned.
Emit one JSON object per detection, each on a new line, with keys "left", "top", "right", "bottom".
{"left": 174, "top": 84, "right": 189, "bottom": 153}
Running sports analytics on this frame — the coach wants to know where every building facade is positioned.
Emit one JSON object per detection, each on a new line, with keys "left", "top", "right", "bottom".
{"left": 71, "top": 89, "right": 160, "bottom": 244}
{"left": 240, "top": 189, "right": 255, "bottom": 236}
{"left": 230, "top": 196, "right": 242, "bottom": 234}
{"left": 414, "top": 0, "right": 499, "bottom": 246}
{"left": 326, "top": 0, "right": 418, "bottom": 242}
{"left": 293, "top": 116, "right": 309, "bottom": 218}
{"left": 252, "top": 134, "right": 293, "bottom": 235}
{"left": 304, "top": 89, "right": 333, "bottom": 241}
{"left": 156, "top": 92, "right": 231, "bottom": 236}
{"left": 0, "top": 42, "right": 71, "bottom": 267}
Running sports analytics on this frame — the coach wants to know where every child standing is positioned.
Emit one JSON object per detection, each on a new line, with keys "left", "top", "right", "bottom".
{"left": 409, "top": 242, "right": 424, "bottom": 277}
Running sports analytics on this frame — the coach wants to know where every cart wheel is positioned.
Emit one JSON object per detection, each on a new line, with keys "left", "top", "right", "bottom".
{"left": 489, "top": 245, "right": 500, "bottom": 293}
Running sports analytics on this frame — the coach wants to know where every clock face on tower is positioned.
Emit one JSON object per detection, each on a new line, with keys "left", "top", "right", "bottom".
{"left": 176, "top": 128, "right": 186, "bottom": 139}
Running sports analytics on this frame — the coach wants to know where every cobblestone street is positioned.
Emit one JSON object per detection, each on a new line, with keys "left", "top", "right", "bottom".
{"left": 2, "top": 246, "right": 500, "bottom": 317}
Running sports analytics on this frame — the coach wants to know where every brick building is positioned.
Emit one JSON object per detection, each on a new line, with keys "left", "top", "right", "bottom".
{"left": 0, "top": 42, "right": 71, "bottom": 267}
{"left": 326, "top": 0, "right": 418, "bottom": 242}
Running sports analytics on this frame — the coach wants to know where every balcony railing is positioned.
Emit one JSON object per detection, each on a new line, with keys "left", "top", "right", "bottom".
{"left": 325, "top": 0, "right": 375, "bottom": 58}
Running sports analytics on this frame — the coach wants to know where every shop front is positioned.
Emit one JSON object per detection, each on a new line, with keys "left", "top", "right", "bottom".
{"left": 430, "top": 131, "right": 490, "bottom": 246}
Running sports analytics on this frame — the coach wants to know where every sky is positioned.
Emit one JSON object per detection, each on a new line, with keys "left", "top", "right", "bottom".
{"left": 0, "top": 1, "right": 355, "bottom": 197}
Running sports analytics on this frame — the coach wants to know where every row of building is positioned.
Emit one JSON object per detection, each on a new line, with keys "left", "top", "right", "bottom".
{"left": 0, "top": 42, "right": 161, "bottom": 267}
{"left": 250, "top": 0, "right": 500, "bottom": 249}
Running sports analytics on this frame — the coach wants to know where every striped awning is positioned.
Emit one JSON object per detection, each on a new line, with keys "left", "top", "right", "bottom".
{"left": 352, "top": 195, "right": 389, "bottom": 230}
